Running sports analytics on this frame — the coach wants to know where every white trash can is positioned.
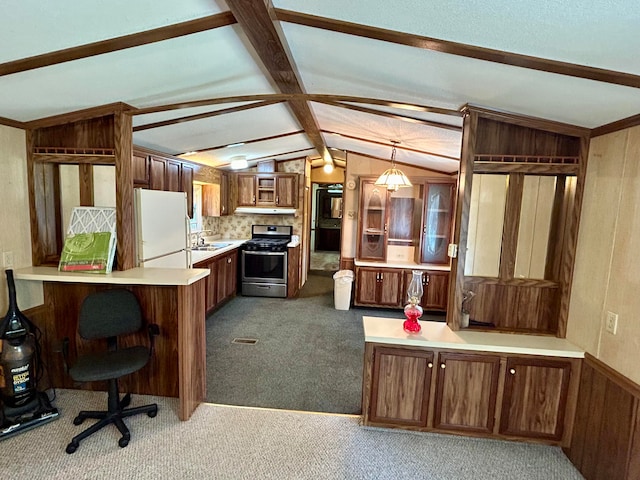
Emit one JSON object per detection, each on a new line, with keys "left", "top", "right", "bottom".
{"left": 333, "top": 270, "right": 354, "bottom": 310}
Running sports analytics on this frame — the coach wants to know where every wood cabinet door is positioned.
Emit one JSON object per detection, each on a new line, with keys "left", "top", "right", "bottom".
{"left": 419, "top": 181, "right": 455, "bottom": 264}
{"left": 368, "top": 346, "right": 434, "bottom": 427}
{"left": 215, "top": 250, "right": 237, "bottom": 305}
{"left": 357, "top": 181, "right": 388, "bottom": 261}
{"left": 181, "top": 164, "right": 194, "bottom": 218}
{"left": 433, "top": 352, "right": 501, "bottom": 433}
{"left": 202, "top": 184, "right": 221, "bottom": 217}
{"left": 355, "top": 268, "right": 379, "bottom": 305}
{"left": 166, "top": 160, "right": 181, "bottom": 192}
{"left": 220, "top": 172, "right": 229, "bottom": 216}
{"left": 499, "top": 357, "right": 572, "bottom": 441}
{"left": 378, "top": 269, "right": 403, "bottom": 307}
{"left": 237, "top": 175, "right": 256, "bottom": 206}
{"left": 275, "top": 174, "right": 297, "bottom": 207}
{"left": 424, "top": 271, "right": 449, "bottom": 311}
{"left": 149, "top": 156, "right": 166, "bottom": 190}
{"left": 194, "top": 258, "right": 217, "bottom": 312}
{"left": 132, "top": 152, "right": 149, "bottom": 186}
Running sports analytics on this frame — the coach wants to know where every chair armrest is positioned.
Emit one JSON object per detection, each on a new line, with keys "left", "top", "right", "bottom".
{"left": 148, "top": 324, "right": 160, "bottom": 355}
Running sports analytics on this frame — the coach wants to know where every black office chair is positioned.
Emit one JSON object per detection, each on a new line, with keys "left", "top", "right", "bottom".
{"left": 64, "top": 289, "right": 159, "bottom": 454}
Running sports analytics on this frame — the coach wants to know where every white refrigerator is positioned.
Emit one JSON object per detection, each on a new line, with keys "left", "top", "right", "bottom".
{"left": 135, "top": 188, "right": 191, "bottom": 268}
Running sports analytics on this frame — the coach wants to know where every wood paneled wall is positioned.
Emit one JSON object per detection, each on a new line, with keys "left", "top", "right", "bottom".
{"left": 565, "top": 354, "right": 640, "bottom": 480}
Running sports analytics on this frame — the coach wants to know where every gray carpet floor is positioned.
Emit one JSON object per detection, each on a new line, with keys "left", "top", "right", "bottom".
{"left": 1, "top": 389, "right": 584, "bottom": 480}
{"left": 205, "top": 272, "right": 440, "bottom": 414}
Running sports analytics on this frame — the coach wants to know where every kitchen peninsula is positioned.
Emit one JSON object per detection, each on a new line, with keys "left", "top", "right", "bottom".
{"left": 15, "top": 266, "right": 209, "bottom": 421}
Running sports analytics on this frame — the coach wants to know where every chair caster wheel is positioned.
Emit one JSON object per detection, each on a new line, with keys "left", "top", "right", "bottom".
{"left": 119, "top": 435, "right": 130, "bottom": 448}
{"left": 73, "top": 416, "right": 84, "bottom": 425}
{"left": 148, "top": 406, "right": 158, "bottom": 418}
{"left": 66, "top": 442, "right": 79, "bottom": 454}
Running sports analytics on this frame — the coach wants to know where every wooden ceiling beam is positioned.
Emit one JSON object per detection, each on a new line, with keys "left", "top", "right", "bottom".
{"left": 133, "top": 100, "right": 284, "bottom": 132}
{"left": 275, "top": 8, "right": 640, "bottom": 90}
{"left": 0, "top": 12, "right": 236, "bottom": 77}
{"left": 314, "top": 99, "right": 462, "bottom": 132}
{"left": 321, "top": 129, "right": 460, "bottom": 161}
{"left": 225, "top": 0, "right": 332, "bottom": 163}
{"left": 184, "top": 130, "right": 305, "bottom": 154}
{"left": 132, "top": 93, "right": 460, "bottom": 116}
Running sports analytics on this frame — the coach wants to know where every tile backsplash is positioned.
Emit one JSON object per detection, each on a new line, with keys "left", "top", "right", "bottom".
{"left": 203, "top": 214, "right": 302, "bottom": 239}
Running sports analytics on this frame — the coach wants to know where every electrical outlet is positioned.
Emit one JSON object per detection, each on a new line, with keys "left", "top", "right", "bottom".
{"left": 605, "top": 311, "right": 618, "bottom": 335}
{"left": 3, "top": 251, "right": 14, "bottom": 268}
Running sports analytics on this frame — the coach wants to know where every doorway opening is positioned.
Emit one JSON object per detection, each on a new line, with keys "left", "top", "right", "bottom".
{"left": 310, "top": 183, "right": 342, "bottom": 271}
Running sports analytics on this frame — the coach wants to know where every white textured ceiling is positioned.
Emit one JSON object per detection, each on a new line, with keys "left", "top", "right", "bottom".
{"left": 2, "top": 1, "right": 640, "bottom": 171}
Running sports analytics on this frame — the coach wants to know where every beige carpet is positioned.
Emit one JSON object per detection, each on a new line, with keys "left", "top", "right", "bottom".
{"left": 0, "top": 389, "right": 584, "bottom": 479}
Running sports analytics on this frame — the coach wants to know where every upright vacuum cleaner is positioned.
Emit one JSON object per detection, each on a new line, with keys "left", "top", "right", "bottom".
{"left": 0, "top": 269, "right": 58, "bottom": 440}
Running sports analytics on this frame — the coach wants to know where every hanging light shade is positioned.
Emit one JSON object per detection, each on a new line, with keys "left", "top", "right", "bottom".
{"left": 374, "top": 141, "right": 412, "bottom": 192}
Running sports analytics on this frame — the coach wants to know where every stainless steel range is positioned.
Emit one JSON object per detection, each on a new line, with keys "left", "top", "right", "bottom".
{"left": 241, "top": 225, "right": 292, "bottom": 298}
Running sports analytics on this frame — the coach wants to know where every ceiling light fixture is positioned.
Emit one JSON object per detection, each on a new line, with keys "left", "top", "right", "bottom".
{"left": 323, "top": 162, "right": 334, "bottom": 173}
{"left": 230, "top": 155, "right": 248, "bottom": 170}
{"left": 374, "top": 141, "right": 412, "bottom": 192}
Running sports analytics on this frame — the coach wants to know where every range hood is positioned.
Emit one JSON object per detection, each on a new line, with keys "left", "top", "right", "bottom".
{"left": 234, "top": 207, "right": 296, "bottom": 215}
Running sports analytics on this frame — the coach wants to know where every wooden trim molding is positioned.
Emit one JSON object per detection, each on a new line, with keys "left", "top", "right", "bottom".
{"left": 463, "top": 105, "right": 590, "bottom": 138}
{"left": 275, "top": 9, "right": 640, "bottom": 90}
{"left": 133, "top": 100, "right": 284, "bottom": 132}
{"left": 26, "top": 102, "right": 135, "bottom": 129}
{"left": 0, "top": 12, "right": 237, "bottom": 77}
{"left": 190, "top": 130, "right": 305, "bottom": 154}
{"left": 591, "top": 113, "right": 640, "bottom": 138}
{"left": 0, "top": 116, "right": 27, "bottom": 130}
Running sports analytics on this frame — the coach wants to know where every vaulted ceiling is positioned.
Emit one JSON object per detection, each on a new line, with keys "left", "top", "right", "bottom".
{"left": 2, "top": 0, "right": 639, "bottom": 173}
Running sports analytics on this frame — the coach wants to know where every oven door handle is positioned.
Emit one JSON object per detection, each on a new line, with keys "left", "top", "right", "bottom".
{"left": 243, "top": 251, "right": 286, "bottom": 256}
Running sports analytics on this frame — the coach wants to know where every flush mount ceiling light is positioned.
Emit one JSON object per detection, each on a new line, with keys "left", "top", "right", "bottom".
{"left": 230, "top": 155, "right": 248, "bottom": 170}
{"left": 323, "top": 162, "right": 334, "bottom": 173}
{"left": 374, "top": 141, "right": 412, "bottom": 192}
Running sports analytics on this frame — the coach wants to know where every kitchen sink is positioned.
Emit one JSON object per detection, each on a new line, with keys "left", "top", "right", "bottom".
{"left": 193, "top": 242, "right": 231, "bottom": 251}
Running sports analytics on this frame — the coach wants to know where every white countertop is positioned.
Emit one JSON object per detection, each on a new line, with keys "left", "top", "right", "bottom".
{"left": 190, "top": 239, "right": 247, "bottom": 264}
{"left": 14, "top": 266, "right": 209, "bottom": 286}
{"left": 355, "top": 260, "right": 450, "bottom": 271}
{"left": 363, "top": 316, "right": 584, "bottom": 358}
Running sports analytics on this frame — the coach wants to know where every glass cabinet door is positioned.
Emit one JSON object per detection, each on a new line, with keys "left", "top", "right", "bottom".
{"left": 419, "top": 182, "right": 454, "bottom": 264}
{"left": 358, "top": 181, "right": 388, "bottom": 261}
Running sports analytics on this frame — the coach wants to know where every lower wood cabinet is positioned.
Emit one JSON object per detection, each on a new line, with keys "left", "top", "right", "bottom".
{"left": 354, "top": 267, "right": 404, "bottom": 307}
{"left": 355, "top": 266, "right": 449, "bottom": 311}
{"left": 433, "top": 352, "right": 500, "bottom": 434}
{"left": 194, "top": 249, "right": 238, "bottom": 313}
{"left": 499, "top": 356, "right": 573, "bottom": 441}
{"left": 363, "top": 343, "right": 581, "bottom": 446}
{"left": 368, "top": 346, "right": 434, "bottom": 427}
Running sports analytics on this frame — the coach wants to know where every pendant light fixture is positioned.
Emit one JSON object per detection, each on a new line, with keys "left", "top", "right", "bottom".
{"left": 374, "top": 141, "right": 412, "bottom": 192}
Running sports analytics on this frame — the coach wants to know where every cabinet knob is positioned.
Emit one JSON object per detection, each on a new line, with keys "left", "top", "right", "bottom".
{"left": 227, "top": 258, "right": 231, "bottom": 264}
{"left": 380, "top": 273, "right": 383, "bottom": 281}
{"left": 440, "top": 363, "right": 446, "bottom": 369}
{"left": 427, "top": 362, "right": 433, "bottom": 368}
{"left": 509, "top": 368, "right": 516, "bottom": 375}
{"left": 276, "top": 196, "right": 279, "bottom": 205}
{"left": 252, "top": 195, "right": 256, "bottom": 204}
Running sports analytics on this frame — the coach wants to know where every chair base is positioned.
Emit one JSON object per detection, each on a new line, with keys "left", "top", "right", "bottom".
{"left": 66, "top": 380, "right": 157, "bottom": 454}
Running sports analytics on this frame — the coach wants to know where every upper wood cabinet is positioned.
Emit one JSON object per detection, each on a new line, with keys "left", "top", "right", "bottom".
{"left": 134, "top": 148, "right": 194, "bottom": 218}
{"left": 356, "top": 178, "right": 454, "bottom": 264}
{"left": 149, "top": 155, "right": 167, "bottom": 190}
{"left": 236, "top": 173, "right": 298, "bottom": 209}
{"left": 132, "top": 152, "right": 149, "bottom": 187}
{"left": 417, "top": 182, "right": 455, "bottom": 264}
{"left": 202, "top": 173, "right": 229, "bottom": 217}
